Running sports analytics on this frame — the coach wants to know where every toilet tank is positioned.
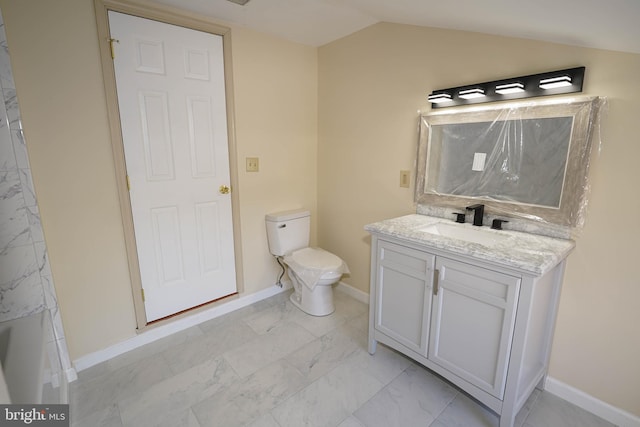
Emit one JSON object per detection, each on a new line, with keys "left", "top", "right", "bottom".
{"left": 265, "top": 209, "right": 310, "bottom": 256}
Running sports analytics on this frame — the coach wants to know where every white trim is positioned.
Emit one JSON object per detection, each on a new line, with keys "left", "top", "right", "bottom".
{"left": 65, "top": 367, "right": 77, "bottom": 383}
{"left": 72, "top": 285, "right": 287, "bottom": 375}
{"left": 42, "top": 366, "right": 76, "bottom": 393}
{"left": 335, "top": 281, "right": 369, "bottom": 304}
{"left": 545, "top": 376, "right": 640, "bottom": 427}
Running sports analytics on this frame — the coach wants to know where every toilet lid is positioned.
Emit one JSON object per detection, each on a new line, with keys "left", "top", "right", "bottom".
{"left": 290, "top": 247, "right": 343, "bottom": 271}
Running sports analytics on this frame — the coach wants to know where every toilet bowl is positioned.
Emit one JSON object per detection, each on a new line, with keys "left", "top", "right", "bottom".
{"left": 285, "top": 247, "right": 344, "bottom": 316}
{"left": 265, "top": 209, "right": 349, "bottom": 317}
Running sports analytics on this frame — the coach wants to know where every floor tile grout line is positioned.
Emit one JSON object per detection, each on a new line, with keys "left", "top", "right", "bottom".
{"left": 518, "top": 388, "right": 542, "bottom": 427}
{"left": 114, "top": 401, "right": 126, "bottom": 427}
{"left": 267, "top": 345, "right": 357, "bottom": 423}
{"left": 427, "top": 387, "right": 461, "bottom": 426}
{"left": 265, "top": 328, "right": 394, "bottom": 427}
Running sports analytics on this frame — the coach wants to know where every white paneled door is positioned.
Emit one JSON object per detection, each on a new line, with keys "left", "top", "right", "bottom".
{"left": 109, "top": 12, "right": 236, "bottom": 322}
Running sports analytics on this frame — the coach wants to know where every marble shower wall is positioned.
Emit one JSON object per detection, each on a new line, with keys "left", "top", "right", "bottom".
{"left": 0, "top": 10, "right": 72, "bottom": 379}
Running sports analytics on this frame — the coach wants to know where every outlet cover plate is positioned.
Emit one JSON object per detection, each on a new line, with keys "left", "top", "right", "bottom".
{"left": 246, "top": 157, "right": 259, "bottom": 172}
{"left": 400, "top": 170, "right": 410, "bottom": 188}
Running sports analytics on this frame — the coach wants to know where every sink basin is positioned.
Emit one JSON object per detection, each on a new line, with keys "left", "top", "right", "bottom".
{"left": 418, "top": 222, "right": 509, "bottom": 246}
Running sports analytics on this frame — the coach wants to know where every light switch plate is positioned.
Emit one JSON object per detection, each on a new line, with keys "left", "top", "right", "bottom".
{"left": 472, "top": 153, "right": 486, "bottom": 171}
{"left": 400, "top": 170, "right": 410, "bottom": 188}
{"left": 246, "top": 157, "right": 259, "bottom": 172}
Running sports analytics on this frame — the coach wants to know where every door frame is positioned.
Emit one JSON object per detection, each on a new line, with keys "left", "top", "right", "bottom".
{"left": 94, "top": 0, "right": 244, "bottom": 330}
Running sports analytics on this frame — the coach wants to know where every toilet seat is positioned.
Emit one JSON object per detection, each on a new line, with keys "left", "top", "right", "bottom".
{"left": 284, "top": 247, "right": 348, "bottom": 290}
{"left": 290, "top": 248, "right": 343, "bottom": 277}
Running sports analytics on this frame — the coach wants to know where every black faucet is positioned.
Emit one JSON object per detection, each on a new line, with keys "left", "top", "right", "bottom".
{"left": 466, "top": 204, "right": 485, "bottom": 226}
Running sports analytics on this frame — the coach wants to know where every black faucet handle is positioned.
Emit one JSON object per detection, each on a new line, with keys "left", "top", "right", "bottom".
{"left": 452, "top": 212, "right": 466, "bottom": 223}
{"left": 491, "top": 219, "right": 509, "bottom": 230}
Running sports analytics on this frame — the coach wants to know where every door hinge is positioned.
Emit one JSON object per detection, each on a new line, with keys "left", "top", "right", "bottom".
{"left": 141, "top": 288, "right": 145, "bottom": 302}
{"left": 108, "top": 37, "right": 119, "bottom": 59}
{"left": 126, "top": 174, "right": 130, "bottom": 191}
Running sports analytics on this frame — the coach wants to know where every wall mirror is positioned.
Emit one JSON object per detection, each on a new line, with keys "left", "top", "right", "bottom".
{"left": 415, "top": 96, "right": 601, "bottom": 227}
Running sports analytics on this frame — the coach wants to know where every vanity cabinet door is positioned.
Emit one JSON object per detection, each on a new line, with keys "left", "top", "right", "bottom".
{"left": 429, "top": 257, "right": 520, "bottom": 399}
{"left": 375, "top": 240, "right": 435, "bottom": 356}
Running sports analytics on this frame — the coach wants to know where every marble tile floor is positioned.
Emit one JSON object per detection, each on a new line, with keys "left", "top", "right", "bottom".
{"left": 69, "top": 289, "right": 615, "bottom": 427}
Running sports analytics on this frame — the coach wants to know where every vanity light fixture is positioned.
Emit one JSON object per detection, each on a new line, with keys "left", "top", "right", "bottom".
{"left": 495, "top": 82, "right": 525, "bottom": 94}
{"left": 427, "top": 92, "right": 452, "bottom": 103}
{"left": 539, "top": 75, "right": 572, "bottom": 89}
{"left": 458, "top": 88, "right": 485, "bottom": 99}
{"left": 427, "top": 66, "right": 585, "bottom": 108}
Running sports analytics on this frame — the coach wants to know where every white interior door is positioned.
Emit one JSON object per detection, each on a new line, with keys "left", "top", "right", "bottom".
{"left": 109, "top": 11, "right": 237, "bottom": 322}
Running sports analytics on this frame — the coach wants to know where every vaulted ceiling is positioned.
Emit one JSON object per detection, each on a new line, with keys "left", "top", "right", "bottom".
{"left": 152, "top": 0, "right": 640, "bottom": 54}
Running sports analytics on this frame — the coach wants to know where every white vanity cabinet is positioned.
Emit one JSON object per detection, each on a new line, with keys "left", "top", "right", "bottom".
{"left": 374, "top": 241, "right": 435, "bottom": 356}
{"left": 429, "top": 256, "right": 520, "bottom": 400}
{"left": 368, "top": 234, "right": 569, "bottom": 427}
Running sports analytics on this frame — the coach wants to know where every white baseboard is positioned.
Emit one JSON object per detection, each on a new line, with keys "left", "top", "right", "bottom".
{"left": 335, "top": 281, "right": 369, "bottom": 304}
{"left": 72, "top": 285, "right": 288, "bottom": 375}
{"left": 545, "top": 376, "right": 640, "bottom": 427}
{"left": 65, "top": 367, "right": 77, "bottom": 383}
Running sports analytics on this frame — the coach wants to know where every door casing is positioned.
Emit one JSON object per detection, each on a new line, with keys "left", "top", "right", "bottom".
{"left": 94, "top": 0, "right": 244, "bottom": 330}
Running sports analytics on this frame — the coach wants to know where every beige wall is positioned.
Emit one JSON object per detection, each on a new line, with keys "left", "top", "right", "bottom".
{"left": 230, "top": 21, "right": 318, "bottom": 295}
{"left": 318, "top": 22, "right": 640, "bottom": 416}
{"left": 0, "top": 0, "right": 317, "bottom": 360}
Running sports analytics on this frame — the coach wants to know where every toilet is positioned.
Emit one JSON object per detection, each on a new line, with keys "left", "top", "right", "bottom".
{"left": 265, "top": 209, "right": 348, "bottom": 316}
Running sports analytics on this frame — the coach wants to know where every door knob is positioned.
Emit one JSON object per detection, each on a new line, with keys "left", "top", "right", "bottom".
{"left": 219, "top": 185, "right": 230, "bottom": 194}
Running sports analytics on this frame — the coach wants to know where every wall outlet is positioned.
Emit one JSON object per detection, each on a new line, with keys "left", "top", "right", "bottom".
{"left": 400, "top": 170, "right": 410, "bottom": 188}
{"left": 246, "top": 157, "right": 259, "bottom": 172}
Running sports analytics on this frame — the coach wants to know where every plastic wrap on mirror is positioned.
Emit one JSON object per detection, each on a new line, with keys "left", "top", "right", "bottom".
{"left": 415, "top": 96, "right": 605, "bottom": 228}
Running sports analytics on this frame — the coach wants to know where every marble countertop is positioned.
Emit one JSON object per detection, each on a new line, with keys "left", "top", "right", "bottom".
{"left": 365, "top": 214, "right": 575, "bottom": 276}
